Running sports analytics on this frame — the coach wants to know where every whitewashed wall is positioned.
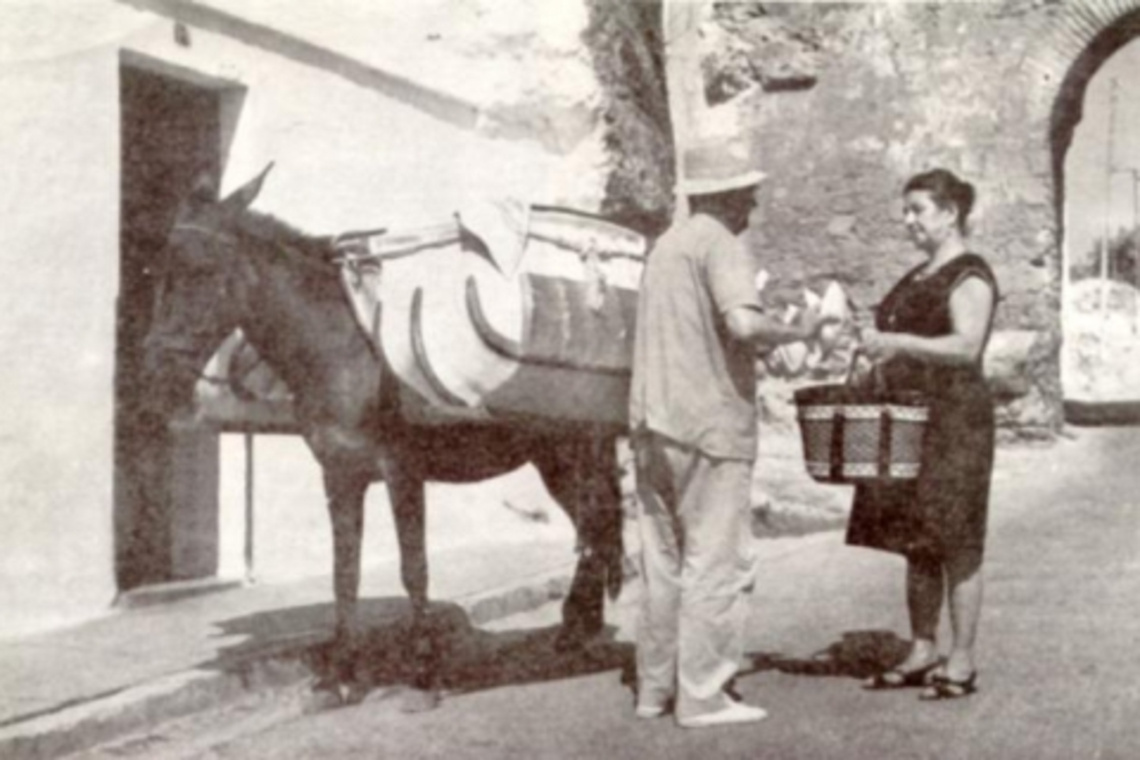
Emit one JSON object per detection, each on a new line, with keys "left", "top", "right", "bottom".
{"left": 121, "top": 0, "right": 610, "bottom": 231}
{"left": 0, "top": 4, "right": 143, "bottom": 638}
{"left": 0, "top": 0, "right": 607, "bottom": 638}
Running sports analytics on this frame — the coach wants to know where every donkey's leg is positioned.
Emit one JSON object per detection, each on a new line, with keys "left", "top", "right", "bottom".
{"left": 318, "top": 466, "right": 370, "bottom": 705}
{"left": 384, "top": 458, "right": 443, "bottom": 710}
{"left": 535, "top": 435, "right": 624, "bottom": 651}
{"left": 587, "top": 435, "right": 625, "bottom": 603}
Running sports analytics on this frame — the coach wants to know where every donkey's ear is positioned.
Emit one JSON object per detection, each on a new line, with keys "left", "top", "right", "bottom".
{"left": 220, "top": 162, "right": 274, "bottom": 215}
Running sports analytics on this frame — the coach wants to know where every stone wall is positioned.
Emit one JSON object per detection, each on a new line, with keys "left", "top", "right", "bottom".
{"left": 688, "top": 1, "right": 1081, "bottom": 438}
{"left": 583, "top": 0, "right": 675, "bottom": 237}
{"left": 748, "top": 2, "right": 1063, "bottom": 436}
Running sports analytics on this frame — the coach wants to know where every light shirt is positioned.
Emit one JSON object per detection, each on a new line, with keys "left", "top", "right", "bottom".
{"left": 630, "top": 214, "right": 764, "bottom": 461}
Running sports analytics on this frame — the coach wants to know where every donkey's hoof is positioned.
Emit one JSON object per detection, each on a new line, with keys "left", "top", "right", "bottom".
{"left": 302, "top": 685, "right": 345, "bottom": 714}
{"left": 343, "top": 680, "right": 371, "bottom": 706}
{"left": 399, "top": 687, "right": 441, "bottom": 713}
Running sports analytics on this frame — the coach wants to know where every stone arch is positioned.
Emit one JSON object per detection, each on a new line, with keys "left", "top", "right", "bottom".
{"left": 1027, "top": 0, "right": 1140, "bottom": 415}
{"left": 1027, "top": 0, "right": 1140, "bottom": 203}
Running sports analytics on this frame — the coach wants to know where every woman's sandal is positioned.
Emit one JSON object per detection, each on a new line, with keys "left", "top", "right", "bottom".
{"left": 919, "top": 671, "right": 978, "bottom": 701}
{"left": 863, "top": 659, "right": 942, "bottom": 691}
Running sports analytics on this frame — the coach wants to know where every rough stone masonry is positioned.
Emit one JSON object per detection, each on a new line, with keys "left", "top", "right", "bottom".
{"left": 588, "top": 1, "right": 1085, "bottom": 440}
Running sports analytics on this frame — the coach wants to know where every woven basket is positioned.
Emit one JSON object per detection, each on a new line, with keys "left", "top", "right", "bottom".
{"left": 793, "top": 383, "right": 929, "bottom": 485}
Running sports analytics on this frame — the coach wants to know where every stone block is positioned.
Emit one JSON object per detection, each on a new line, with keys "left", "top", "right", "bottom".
{"left": 826, "top": 214, "right": 857, "bottom": 238}
{"left": 702, "top": 8, "right": 821, "bottom": 104}
{"left": 984, "top": 329, "right": 1041, "bottom": 399}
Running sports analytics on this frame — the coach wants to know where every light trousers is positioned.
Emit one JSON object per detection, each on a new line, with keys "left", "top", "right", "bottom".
{"left": 634, "top": 432, "right": 756, "bottom": 718}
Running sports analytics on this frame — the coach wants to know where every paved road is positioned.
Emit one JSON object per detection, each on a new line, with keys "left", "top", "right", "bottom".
{"left": 71, "top": 427, "right": 1140, "bottom": 760}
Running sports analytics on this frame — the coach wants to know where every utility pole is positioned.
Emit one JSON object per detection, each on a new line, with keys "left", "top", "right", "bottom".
{"left": 1102, "top": 77, "right": 1117, "bottom": 304}
{"left": 1088, "top": 76, "right": 1121, "bottom": 392}
{"left": 1127, "top": 168, "right": 1140, "bottom": 332}
{"left": 1129, "top": 168, "right": 1140, "bottom": 234}
{"left": 1103, "top": 78, "right": 1140, "bottom": 332}
{"left": 1106, "top": 169, "right": 1140, "bottom": 283}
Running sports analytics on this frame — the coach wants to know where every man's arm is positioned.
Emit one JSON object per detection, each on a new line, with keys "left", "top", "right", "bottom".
{"left": 706, "top": 232, "right": 834, "bottom": 350}
{"left": 725, "top": 305, "right": 832, "bottom": 348}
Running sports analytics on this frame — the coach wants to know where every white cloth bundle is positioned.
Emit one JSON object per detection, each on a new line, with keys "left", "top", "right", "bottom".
{"left": 757, "top": 273, "right": 852, "bottom": 378}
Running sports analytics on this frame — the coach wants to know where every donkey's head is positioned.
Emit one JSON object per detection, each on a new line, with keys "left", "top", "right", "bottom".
{"left": 140, "top": 164, "right": 273, "bottom": 420}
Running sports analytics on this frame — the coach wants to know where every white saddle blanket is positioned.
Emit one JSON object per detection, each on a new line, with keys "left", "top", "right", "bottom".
{"left": 337, "top": 203, "right": 645, "bottom": 427}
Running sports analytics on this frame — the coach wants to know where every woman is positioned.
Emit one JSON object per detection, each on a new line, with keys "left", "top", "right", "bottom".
{"left": 849, "top": 168, "right": 998, "bottom": 701}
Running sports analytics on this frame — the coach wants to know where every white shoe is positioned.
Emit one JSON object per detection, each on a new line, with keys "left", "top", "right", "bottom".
{"left": 635, "top": 704, "right": 667, "bottom": 719}
{"left": 677, "top": 700, "right": 768, "bottom": 728}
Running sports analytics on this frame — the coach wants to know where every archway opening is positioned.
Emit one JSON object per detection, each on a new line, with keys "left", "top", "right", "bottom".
{"left": 1055, "top": 15, "right": 1140, "bottom": 423}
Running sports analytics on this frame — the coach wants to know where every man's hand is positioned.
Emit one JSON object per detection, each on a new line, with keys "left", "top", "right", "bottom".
{"left": 797, "top": 307, "right": 841, "bottom": 342}
{"left": 728, "top": 306, "right": 840, "bottom": 348}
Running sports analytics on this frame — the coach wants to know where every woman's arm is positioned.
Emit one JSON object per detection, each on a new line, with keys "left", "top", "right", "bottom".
{"left": 862, "top": 275, "right": 994, "bottom": 366}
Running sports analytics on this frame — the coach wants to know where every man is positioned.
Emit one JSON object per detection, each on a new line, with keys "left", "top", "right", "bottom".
{"left": 630, "top": 140, "right": 830, "bottom": 728}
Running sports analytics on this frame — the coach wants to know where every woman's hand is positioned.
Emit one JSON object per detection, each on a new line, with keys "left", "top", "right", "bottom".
{"left": 860, "top": 327, "right": 901, "bottom": 363}
{"left": 846, "top": 351, "right": 876, "bottom": 389}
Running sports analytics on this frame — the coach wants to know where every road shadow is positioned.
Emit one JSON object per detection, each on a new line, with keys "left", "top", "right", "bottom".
{"left": 199, "top": 597, "right": 634, "bottom": 703}
{"left": 199, "top": 602, "right": 905, "bottom": 706}
{"left": 738, "top": 630, "right": 912, "bottom": 681}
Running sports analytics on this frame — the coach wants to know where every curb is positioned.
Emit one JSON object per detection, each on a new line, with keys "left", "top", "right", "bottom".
{"left": 0, "top": 565, "right": 577, "bottom": 760}
{"left": 113, "top": 577, "right": 246, "bottom": 610}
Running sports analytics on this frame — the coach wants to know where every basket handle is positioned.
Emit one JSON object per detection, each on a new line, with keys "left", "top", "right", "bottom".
{"left": 844, "top": 349, "right": 885, "bottom": 393}
{"left": 843, "top": 349, "right": 863, "bottom": 387}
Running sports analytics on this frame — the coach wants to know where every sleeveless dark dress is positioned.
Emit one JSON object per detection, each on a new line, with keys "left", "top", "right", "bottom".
{"left": 845, "top": 253, "right": 998, "bottom": 561}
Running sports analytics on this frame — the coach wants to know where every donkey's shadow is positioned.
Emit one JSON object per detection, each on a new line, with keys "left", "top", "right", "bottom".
{"left": 201, "top": 598, "right": 633, "bottom": 708}
{"left": 200, "top": 602, "right": 909, "bottom": 711}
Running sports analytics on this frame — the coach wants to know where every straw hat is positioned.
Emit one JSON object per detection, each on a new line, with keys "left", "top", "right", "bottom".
{"left": 676, "top": 139, "right": 766, "bottom": 196}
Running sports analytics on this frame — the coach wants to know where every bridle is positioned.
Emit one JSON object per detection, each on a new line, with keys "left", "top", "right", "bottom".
{"left": 148, "top": 222, "right": 244, "bottom": 388}
{"left": 170, "top": 222, "right": 238, "bottom": 244}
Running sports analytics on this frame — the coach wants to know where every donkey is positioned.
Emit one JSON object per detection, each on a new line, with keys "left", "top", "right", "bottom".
{"left": 139, "top": 168, "right": 624, "bottom": 706}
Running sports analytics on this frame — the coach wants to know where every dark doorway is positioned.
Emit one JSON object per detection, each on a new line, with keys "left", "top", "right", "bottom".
{"left": 115, "top": 62, "right": 234, "bottom": 591}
